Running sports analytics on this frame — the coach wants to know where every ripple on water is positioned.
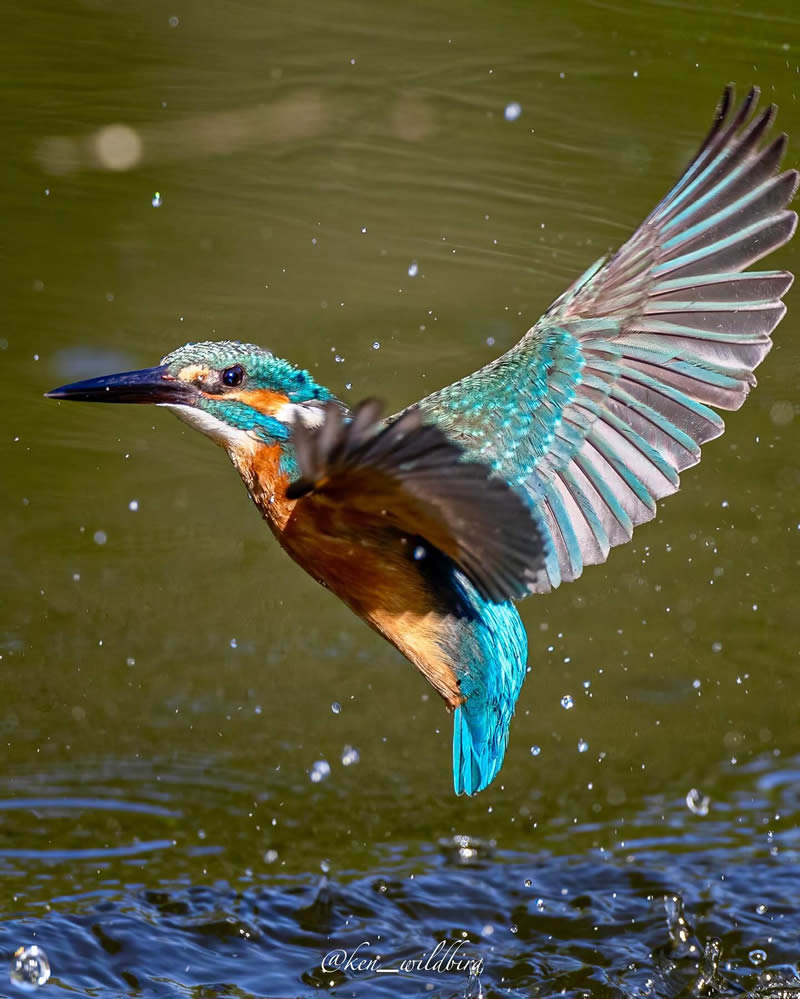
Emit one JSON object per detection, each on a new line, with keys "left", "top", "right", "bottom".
{"left": 0, "top": 754, "right": 799, "bottom": 996}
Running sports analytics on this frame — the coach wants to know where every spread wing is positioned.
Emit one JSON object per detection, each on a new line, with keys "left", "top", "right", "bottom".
{"left": 415, "top": 85, "right": 797, "bottom": 592}
{"left": 287, "top": 399, "right": 547, "bottom": 602}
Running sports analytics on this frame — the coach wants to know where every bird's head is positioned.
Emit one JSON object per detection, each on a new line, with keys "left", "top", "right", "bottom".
{"left": 46, "top": 340, "right": 336, "bottom": 453}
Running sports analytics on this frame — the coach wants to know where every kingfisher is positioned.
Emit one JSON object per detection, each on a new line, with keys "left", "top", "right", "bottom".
{"left": 48, "top": 86, "right": 797, "bottom": 795}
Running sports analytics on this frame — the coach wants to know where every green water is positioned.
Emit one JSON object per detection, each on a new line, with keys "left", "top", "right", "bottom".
{"left": 2, "top": 1, "right": 799, "bottom": 995}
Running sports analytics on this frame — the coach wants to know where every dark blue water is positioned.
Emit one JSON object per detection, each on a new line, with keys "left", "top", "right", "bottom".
{"left": 2, "top": 752, "right": 800, "bottom": 996}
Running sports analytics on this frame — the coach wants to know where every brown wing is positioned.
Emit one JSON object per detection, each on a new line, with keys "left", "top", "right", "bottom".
{"left": 287, "top": 399, "right": 547, "bottom": 603}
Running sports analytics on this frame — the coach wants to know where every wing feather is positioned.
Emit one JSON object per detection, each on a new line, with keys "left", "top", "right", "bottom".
{"left": 287, "top": 399, "right": 548, "bottom": 602}
{"left": 416, "top": 85, "right": 797, "bottom": 591}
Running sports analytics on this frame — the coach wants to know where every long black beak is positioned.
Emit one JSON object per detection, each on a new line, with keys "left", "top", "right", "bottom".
{"left": 45, "top": 364, "right": 196, "bottom": 405}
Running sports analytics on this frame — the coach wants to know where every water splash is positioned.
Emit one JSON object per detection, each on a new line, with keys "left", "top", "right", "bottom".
{"left": 692, "top": 938, "right": 726, "bottom": 995}
{"left": 464, "top": 968, "right": 485, "bottom": 998}
{"left": 664, "top": 893, "right": 701, "bottom": 958}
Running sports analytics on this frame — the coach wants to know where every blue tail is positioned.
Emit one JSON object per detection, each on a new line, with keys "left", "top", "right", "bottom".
{"left": 449, "top": 576, "right": 528, "bottom": 795}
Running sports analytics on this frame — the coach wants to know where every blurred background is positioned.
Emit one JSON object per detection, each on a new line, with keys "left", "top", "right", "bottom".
{"left": 1, "top": 0, "right": 799, "bottom": 995}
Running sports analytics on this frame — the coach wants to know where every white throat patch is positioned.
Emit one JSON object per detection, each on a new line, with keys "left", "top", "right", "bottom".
{"left": 161, "top": 404, "right": 259, "bottom": 452}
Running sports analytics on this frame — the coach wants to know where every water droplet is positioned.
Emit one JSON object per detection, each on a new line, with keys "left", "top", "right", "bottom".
{"left": 530, "top": 745, "right": 541, "bottom": 756}
{"left": 748, "top": 948, "right": 767, "bottom": 966}
{"left": 686, "top": 787, "right": 710, "bottom": 816}
{"left": 360, "top": 225, "right": 367, "bottom": 234}
{"left": 93, "top": 530, "right": 107, "bottom": 545}
{"left": 578, "top": 739, "right": 589, "bottom": 753}
{"left": 168, "top": 15, "right": 179, "bottom": 28}
{"left": 229, "top": 638, "right": 238, "bottom": 649}
{"left": 524, "top": 878, "right": 532, "bottom": 887}
{"left": 769, "top": 400, "right": 794, "bottom": 426}
{"left": 10, "top": 946, "right": 50, "bottom": 989}
{"left": 263, "top": 848, "right": 278, "bottom": 863}
{"left": 151, "top": 191, "right": 162, "bottom": 208}
{"left": 371, "top": 341, "right": 380, "bottom": 350}
{"left": 504, "top": 102, "right": 522, "bottom": 121}
{"left": 128, "top": 499, "right": 139, "bottom": 512}
{"left": 331, "top": 701, "right": 341, "bottom": 715}
{"left": 126, "top": 657, "right": 135, "bottom": 667}
{"left": 440, "top": 833, "right": 495, "bottom": 864}
{"left": 341, "top": 744, "right": 360, "bottom": 766}
{"left": 560, "top": 694, "right": 574, "bottom": 710}
{"left": 413, "top": 545, "right": 426, "bottom": 561}
{"left": 408, "top": 261, "right": 419, "bottom": 277}
{"left": 309, "top": 759, "right": 331, "bottom": 783}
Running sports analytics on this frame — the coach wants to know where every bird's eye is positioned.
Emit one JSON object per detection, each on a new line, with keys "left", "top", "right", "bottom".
{"left": 222, "top": 365, "right": 245, "bottom": 388}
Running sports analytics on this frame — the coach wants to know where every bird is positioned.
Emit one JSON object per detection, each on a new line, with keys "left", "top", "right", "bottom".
{"left": 47, "top": 85, "right": 797, "bottom": 796}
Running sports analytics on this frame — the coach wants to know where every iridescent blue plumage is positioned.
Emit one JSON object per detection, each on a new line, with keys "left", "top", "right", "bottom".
{"left": 448, "top": 578, "right": 528, "bottom": 795}
{"left": 47, "top": 86, "right": 797, "bottom": 797}
{"left": 417, "top": 84, "right": 796, "bottom": 594}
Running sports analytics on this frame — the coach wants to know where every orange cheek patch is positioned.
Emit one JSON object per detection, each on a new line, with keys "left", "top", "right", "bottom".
{"left": 239, "top": 389, "right": 291, "bottom": 416}
{"left": 200, "top": 387, "right": 291, "bottom": 417}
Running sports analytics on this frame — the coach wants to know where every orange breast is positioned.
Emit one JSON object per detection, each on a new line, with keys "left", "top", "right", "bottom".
{"left": 232, "top": 443, "right": 296, "bottom": 533}
{"left": 282, "top": 499, "right": 463, "bottom": 708}
{"left": 232, "top": 442, "right": 463, "bottom": 708}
